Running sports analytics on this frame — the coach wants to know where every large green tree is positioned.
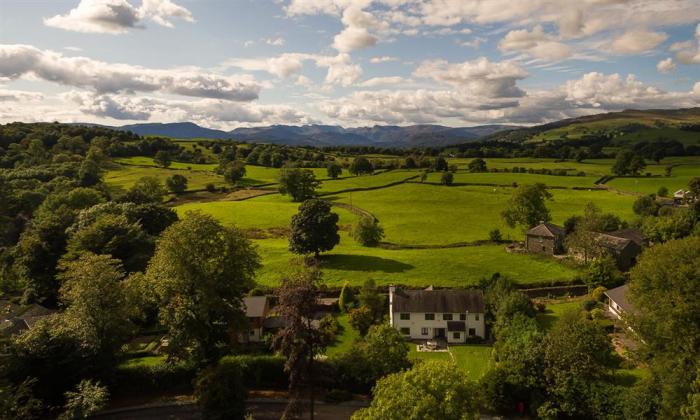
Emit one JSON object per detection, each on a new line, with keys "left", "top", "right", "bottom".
{"left": 352, "top": 361, "right": 479, "bottom": 420}
{"left": 349, "top": 157, "right": 374, "bottom": 175}
{"left": 288, "top": 199, "right": 340, "bottom": 257}
{"left": 501, "top": 183, "right": 552, "bottom": 230}
{"left": 629, "top": 236, "right": 700, "bottom": 418}
{"left": 278, "top": 168, "right": 320, "bottom": 202}
{"left": 146, "top": 212, "right": 260, "bottom": 362}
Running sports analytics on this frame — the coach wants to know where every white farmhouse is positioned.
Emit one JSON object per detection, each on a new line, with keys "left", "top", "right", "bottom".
{"left": 389, "top": 286, "right": 485, "bottom": 343}
{"left": 604, "top": 284, "right": 635, "bottom": 321}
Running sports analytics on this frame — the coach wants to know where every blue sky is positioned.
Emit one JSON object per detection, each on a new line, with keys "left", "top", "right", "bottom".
{"left": 1, "top": 0, "right": 699, "bottom": 128}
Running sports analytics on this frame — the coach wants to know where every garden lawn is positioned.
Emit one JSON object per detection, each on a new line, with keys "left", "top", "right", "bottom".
{"left": 448, "top": 345, "right": 493, "bottom": 380}
{"left": 325, "top": 314, "right": 360, "bottom": 358}
{"left": 328, "top": 183, "right": 636, "bottom": 245}
{"left": 175, "top": 193, "right": 358, "bottom": 230}
{"left": 253, "top": 233, "right": 581, "bottom": 288}
{"left": 536, "top": 298, "right": 586, "bottom": 330}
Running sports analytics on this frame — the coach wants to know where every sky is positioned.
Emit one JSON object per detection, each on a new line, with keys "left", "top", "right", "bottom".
{"left": 1, "top": 0, "right": 700, "bottom": 129}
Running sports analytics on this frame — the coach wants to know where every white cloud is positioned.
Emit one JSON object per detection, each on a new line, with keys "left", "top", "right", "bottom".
{"left": 0, "top": 44, "right": 260, "bottom": 101}
{"left": 226, "top": 52, "right": 362, "bottom": 87}
{"left": 671, "top": 23, "right": 700, "bottom": 64}
{"left": 333, "top": 26, "right": 377, "bottom": 52}
{"left": 265, "top": 37, "right": 286, "bottom": 46}
{"left": 0, "top": 88, "right": 44, "bottom": 102}
{"left": 609, "top": 29, "right": 667, "bottom": 55}
{"left": 369, "top": 56, "right": 398, "bottom": 63}
{"left": 44, "top": 0, "right": 193, "bottom": 34}
{"left": 358, "top": 76, "right": 408, "bottom": 87}
{"left": 498, "top": 25, "right": 572, "bottom": 60}
{"left": 656, "top": 58, "right": 676, "bottom": 74}
{"left": 414, "top": 57, "right": 528, "bottom": 98}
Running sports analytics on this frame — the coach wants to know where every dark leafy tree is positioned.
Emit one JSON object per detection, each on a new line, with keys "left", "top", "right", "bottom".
{"left": 349, "top": 157, "right": 374, "bottom": 175}
{"left": 440, "top": 171, "right": 454, "bottom": 186}
{"left": 165, "top": 174, "right": 188, "bottom": 194}
{"left": 222, "top": 161, "right": 246, "bottom": 185}
{"left": 273, "top": 267, "right": 329, "bottom": 420}
{"left": 468, "top": 158, "right": 487, "bottom": 173}
{"left": 153, "top": 150, "right": 172, "bottom": 168}
{"left": 501, "top": 183, "right": 552, "bottom": 230}
{"left": 612, "top": 150, "right": 646, "bottom": 176}
{"left": 119, "top": 176, "right": 165, "bottom": 204}
{"left": 352, "top": 216, "right": 384, "bottom": 246}
{"left": 288, "top": 199, "right": 339, "bottom": 258}
{"left": 326, "top": 162, "right": 342, "bottom": 179}
{"left": 433, "top": 157, "right": 448, "bottom": 171}
{"left": 633, "top": 195, "right": 659, "bottom": 216}
{"left": 348, "top": 306, "right": 374, "bottom": 336}
{"left": 194, "top": 362, "right": 247, "bottom": 420}
{"left": 278, "top": 168, "right": 320, "bottom": 202}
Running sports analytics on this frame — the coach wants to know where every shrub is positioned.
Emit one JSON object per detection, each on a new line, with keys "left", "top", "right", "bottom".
{"left": 534, "top": 301, "right": 546, "bottom": 312}
{"left": 352, "top": 217, "right": 384, "bottom": 247}
{"left": 582, "top": 299, "right": 598, "bottom": 311}
{"left": 323, "top": 389, "right": 353, "bottom": 404}
{"left": 590, "top": 308, "right": 605, "bottom": 320}
{"left": 657, "top": 186, "right": 669, "bottom": 197}
{"left": 195, "top": 361, "right": 247, "bottom": 420}
{"left": 489, "top": 229, "right": 502, "bottom": 242}
{"left": 205, "top": 183, "right": 217, "bottom": 192}
{"left": 112, "top": 361, "right": 198, "bottom": 397}
{"left": 58, "top": 379, "right": 109, "bottom": 420}
{"left": 440, "top": 171, "right": 454, "bottom": 186}
{"left": 591, "top": 286, "right": 607, "bottom": 302}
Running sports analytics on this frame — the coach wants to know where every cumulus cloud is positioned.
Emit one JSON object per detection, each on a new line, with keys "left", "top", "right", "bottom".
{"left": 358, "top": 76, "right": 408, "bottom": 87}
{"left": 656, "top": 58, "right": 677, "bottom": 74}
{"left": 498, "top": 25, "right": 572, "bottom": 60}
{"left": 225, "top": 53, "right": 362, "bottom": 87}
{"left": 61, "top": 91, "right": 312, "bottom": 126}
{"left": 414, "top": 57, "right": 528, "bottom": 98}
{"left": 44, "top": 0, "right": 193, "bottom": 34}
{"left": 319, "top": 71, "right": 700, "bottom": 125}
{"left": 671, "top": 23, "right": 700, "bottom": 64}
{"left": 265, "top": 37, "right": 286, "bottom": 46}
{"left": 0, "top": 88, "right": 44, "bottom": 102}
{"left": 0, "top": 44, "right": 260, "bottom": 101}
{"left": 369, "top": 56, "right": 397, "bottom": 63}
{"left": 609, "top": 29, "right": 668, "bottom": 54}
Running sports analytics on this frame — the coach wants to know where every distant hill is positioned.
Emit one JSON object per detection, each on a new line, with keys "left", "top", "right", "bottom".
{"left": 477, "top": 107, "right": 700, "bottom": 146}
{"left": 108, "top": 122, "right": 517, "bottom": 147}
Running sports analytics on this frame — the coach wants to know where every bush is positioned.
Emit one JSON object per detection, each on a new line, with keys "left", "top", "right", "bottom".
{"left": 352, "top": 217, "right": 384, "bottom": 247}
{"left": 440, "top": 171, "right": 454, "bottom": 186}
{"left": 657, "top": 186, "right": 669, "bottom": 197}
{"left": 195, "top": 361, "right": 247, "bottom": 420}
{"left": 534, "top": 301, "right": 546, "bottom": 312}
{"left": 591, "top": 286, "right": 607, "bottom": 302}
{"left": 323, "top": 389, "right": 353, "bottom": 404}
{"left": 112, "top": 361, "right": 198, "bottom": 397}
{"left": 205, "top": 183, "right": 217, "bottom": 192}
{"left": 590, "top": 308, "right": 605, "bottom": 320}
{"left": 489, "top": 229, "right": 502, "bottom": 242}
{"left": 219, "top": 355, "right": 288, "bottom": 389}
{"left": 582, "top": 299, "right": 598, "bottom": 311}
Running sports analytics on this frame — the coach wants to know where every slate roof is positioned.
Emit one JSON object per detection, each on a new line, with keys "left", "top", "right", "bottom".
{"left": 526, "top": 222, "right": 565, "bottom": 238}
{"left": 595, "top": 233, "right": 634, "bottom": 251}
{"left": 604, "top": 284, "right": 636, "bottom": 313}
{"left": 608, "top": 228, "right": 644, "bottom": 247}
{"left": 243, "top": 296, "right": 269, "bottom": 318}
{"left": 391, "top": 288, "right": 485, "bottom": 314}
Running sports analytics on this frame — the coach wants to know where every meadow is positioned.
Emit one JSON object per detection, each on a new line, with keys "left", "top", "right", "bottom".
{"left": 252, "top": 233, "right": 580, "bottom": 288}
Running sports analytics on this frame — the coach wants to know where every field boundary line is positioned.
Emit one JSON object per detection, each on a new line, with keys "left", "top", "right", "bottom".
{"left": 317, "top": 174, "right": 419, "bottom": 196}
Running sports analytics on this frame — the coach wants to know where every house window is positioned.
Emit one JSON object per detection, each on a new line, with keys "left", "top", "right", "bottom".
{"left": 475, "top": 314, "right": 479, "bottom": 321}
{"left": 400, "top": 327, "right": 410, "bottom": 335}
{"left": 400, "top": 313, "right": 410, "bottom": 320}
{"left": 421, "top": 327, "right": 429, "bottom": 336}
{"left": 452, "top": 332, "right": 460, "bottom": 339}
{"left": 425, "top": 313, "right": 435, "bottom": 320}
{"left": 459, "top": 313, "right": 466, "bottom": 321}
{"left": 443, "top": 313, "right": 453, "bottom": 321}
{"left": 468, "top": 328, "right": 476, "bottom": 336}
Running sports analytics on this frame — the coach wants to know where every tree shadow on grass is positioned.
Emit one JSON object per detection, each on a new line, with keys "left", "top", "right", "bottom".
{"left": 321, "top": 254, "right": 414, "bottom": 273}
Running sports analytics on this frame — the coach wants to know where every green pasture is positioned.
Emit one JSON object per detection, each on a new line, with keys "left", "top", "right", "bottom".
{"left": 175, "top": 193, "right": 358, "bottom": 230}
{"left": 105, "top": 164, "right": 226, "bottom": 192}
{"left": 425, "top": 171, "right": 599, "bottom": 188}
{"left": 326, "top": 183, "right": 636, "bottom": 245}
{"left": 450, "top": 158, "right": 615, "bottom": 177}
{"left": 318, "top": 170, "right": 418, "bottom": 194}
{"left": 606, "top": 157, "right": 700, "bottom": 194}
{"left": 114, "top": 156, "right": 218, "bottom": 171}
{"left": 251, "top": 233, "right": 580, "bottom": 288}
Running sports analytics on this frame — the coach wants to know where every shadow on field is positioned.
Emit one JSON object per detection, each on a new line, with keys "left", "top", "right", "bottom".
{"left": 322, "top": 254, "right": 414, "bottom": 273}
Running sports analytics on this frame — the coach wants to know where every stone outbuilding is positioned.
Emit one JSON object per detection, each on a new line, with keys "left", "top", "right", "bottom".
{"left": 525, "top": 222, "right": 566, "bottom": 255}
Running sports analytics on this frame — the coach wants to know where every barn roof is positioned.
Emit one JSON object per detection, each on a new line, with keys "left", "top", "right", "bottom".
{"left": 608, "top": 228, "right": 644, "bottom": 247}
{"left": 391, "top": 288, "right": 485, "bottom": 313}
{"left": 604, "top": 284, "right": 636, "bottom": 313}
{"left": 526, "top": 222, "right": 565, "bottom": 238}
{"left": 595, "top": 233, "right": 634, "bottom": 251}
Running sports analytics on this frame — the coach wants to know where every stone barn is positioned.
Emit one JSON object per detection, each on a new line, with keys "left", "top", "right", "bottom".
{"left": 525, "top": 222, "right": 565, "bottom": 255}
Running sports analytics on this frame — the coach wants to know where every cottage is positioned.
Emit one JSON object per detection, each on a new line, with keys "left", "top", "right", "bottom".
{"left": 0, "top": 302, "right": 56, "bottom": 337}
{"left": 595, "top": 231, "right": 643, "bottom": 271}
{"left": 241, "top": 296, "right": 270, "bottom": 342}
{"left": 525, "top": 222, "right": 565, "bottom": 255}
{"left": 389, "top": 286, "right": 485, "bottom": 343}
{"left": 604, "top": 284, "right": 636, "bottom": 320}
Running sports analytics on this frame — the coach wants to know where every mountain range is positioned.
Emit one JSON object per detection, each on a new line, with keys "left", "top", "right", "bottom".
{"left": 113, "top": 122, "right": 518, "bottom": 147}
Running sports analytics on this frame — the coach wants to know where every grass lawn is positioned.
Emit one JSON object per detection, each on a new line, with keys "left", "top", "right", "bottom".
{"left": 536, "top": 298, "right": 586, "bottom": 330}
{"left": 118, "top": 355, "right": 167, "bottom": 368}
{"left": 408, "top": 344, "right": 493, "bottom": 380}
{"left": 253, "top": 233, "right": 580, "bottom": 288}
{"left": 613, "top": 367, "right": 651, "bottom": 387}
{"left": 175, "top": 193, "right": 358, "bottom": 230}
{"left": 325, "top": 314, "right": 360, "bottom": 358}
{"left": 327, "top": 183, "right": 636, "bottom": 245}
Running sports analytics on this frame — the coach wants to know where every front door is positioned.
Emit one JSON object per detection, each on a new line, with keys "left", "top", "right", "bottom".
{"left": 435, "top": 328, "right": 446, "bottom": 338}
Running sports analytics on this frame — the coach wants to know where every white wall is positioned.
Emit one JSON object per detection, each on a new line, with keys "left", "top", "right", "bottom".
{"left": 391, "top": 311, "right": 485, "bottom": 340}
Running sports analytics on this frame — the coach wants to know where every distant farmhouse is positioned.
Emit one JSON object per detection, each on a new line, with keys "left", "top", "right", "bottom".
{"left": 389, "top": 286, "right": 485, "bottom": 343}
{"left": 604, "top": 284, "right": 636, "bottom": 321}
{"left": 525, "top": 222, "right": 566, "bottom": 255}
{"left": 0, "top": 301, "right": 56, "bottom": 338}
{"left": 526, "top": 222, "right": 644, "bottom": 270}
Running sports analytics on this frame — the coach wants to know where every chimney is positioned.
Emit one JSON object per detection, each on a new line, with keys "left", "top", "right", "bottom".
{"left": 388, "top": 285, "right": 395, "bottom": 326}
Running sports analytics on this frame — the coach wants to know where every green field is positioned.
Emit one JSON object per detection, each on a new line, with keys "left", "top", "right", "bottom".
{"left": 426, "top": 171, "right": 600, "bottom": 188}
{"left": 253, "top": 233, "right": 579, "bottom": 288}
{"left": 105, "top": 164, "right": 226, "bottom": 192}
{"left": 326, "top": 183, "right": 636, "bottom": 245}
{"left": 317, "top": 170, "right": 418, "bottom": 194}
{"left": 606, "top": 157, "right": 700, "bottom": 194}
